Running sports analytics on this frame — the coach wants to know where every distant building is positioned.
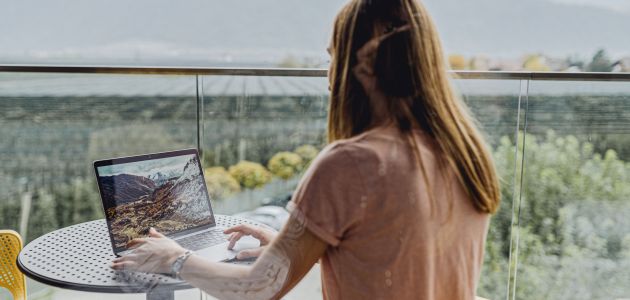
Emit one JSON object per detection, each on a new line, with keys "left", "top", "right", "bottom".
{"left": 468, "top": 56, "right": 491, "bottom": 71}
{"left": 545, "top": 56, "right": 570, "bottom": 72}
{"left": 492, "top": 59, "right": 521, "bottom": 71}
{"left": 563, "top": 66, "right": 582, "bottom": 72}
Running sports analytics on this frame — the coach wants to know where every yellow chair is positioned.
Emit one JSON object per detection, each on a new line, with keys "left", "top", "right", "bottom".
{"left": 0, "top": 230, "right": 26, "bottom": 300}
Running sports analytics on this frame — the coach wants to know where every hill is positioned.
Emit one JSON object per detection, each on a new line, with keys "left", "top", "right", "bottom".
{"left": 1, "top": 0, "right": 629, "bottom": 65}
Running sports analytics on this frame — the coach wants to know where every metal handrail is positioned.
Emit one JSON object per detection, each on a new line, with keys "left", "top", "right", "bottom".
{"left": 1, "top": 64, "right": 630, "bottom": 81}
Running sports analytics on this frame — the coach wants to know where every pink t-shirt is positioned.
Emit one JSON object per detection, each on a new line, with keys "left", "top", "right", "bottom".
{"left": 287, "top": 125, "right": 490, "bottom": 300}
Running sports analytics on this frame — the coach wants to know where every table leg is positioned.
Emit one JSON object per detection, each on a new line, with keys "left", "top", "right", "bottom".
{"left": 146, "top": 289, "right": 175, "bottom": 300}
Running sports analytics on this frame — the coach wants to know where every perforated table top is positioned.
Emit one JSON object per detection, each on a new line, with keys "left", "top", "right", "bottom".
{"left": 17, "top": 215, "right": 263, "bottom": 294}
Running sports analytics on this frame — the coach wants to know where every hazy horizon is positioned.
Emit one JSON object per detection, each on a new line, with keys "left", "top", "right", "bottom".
{"left": 2, "top": 0, "right": 630, "bottom": 66}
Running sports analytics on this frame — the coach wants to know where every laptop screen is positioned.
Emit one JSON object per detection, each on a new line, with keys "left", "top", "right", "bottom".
{"left": 94, "top": 149, "right": 216, "bottom": 253}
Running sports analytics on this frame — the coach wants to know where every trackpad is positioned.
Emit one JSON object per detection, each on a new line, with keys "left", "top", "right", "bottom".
{"left": 230, "top": 235, "right": 260, "bottom": 251}
{"left": 195, "top": 235, "right": 260, "bottom": 262}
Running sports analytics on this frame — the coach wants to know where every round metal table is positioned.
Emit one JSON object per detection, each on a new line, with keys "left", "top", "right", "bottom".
{"left": 17, "top": 215, "right": 264, "bottom": 300}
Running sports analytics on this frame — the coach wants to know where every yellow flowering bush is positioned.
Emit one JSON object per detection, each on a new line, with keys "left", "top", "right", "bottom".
{"left": 204, "top": 167, "right": 241, "bottom": 200}
{"left": 295, "top": 145, "right": 319, "bottom": 169}
{"left": 228, "top": 161, "right": 272, "bottom": 189}
{"left": 268, "top": 152, "right": 303, "bottom": 180}
{"left": 295, "top": 145, "right": 318, "bottom": 161}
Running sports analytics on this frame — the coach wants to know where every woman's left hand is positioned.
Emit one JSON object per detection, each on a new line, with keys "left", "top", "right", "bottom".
{"left": 111, "top": 228, "right": 186, "bottom": 273}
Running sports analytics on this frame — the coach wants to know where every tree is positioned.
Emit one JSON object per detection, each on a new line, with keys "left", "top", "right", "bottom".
{"left": 448, "top": 54, "right": 467, "bottom": 70}
{"left": 477, "top": 131, "right": 630, "bottom": 300}
{"left": 52, "top": 178, "right": 102, "bottom": 227}
{"left": 27, "top": 188, "right": 58, "bottom": 242}
{"left": 276, "top": 55, "right": 319, "bottom": 68}
{"left": 586, "top": 49, "right": 613, "bottom": 72}
{"left": 523, "top": 54, "right": 551, "bottom": 71}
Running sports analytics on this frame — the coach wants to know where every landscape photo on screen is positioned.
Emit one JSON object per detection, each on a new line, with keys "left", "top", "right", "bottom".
{"left": 98, "top": 154, "right": 213, "bottom": 248}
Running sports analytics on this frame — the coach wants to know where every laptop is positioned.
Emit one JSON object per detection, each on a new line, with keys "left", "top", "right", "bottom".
{"left": 93, "top": 149, "right": 257, "bottom": 261}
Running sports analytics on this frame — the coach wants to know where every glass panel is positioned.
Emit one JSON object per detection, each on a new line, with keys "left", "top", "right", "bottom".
{"left": 453, "top": 79, "right": 524, "bottom": 300}
{"left": 199, "top": 75, "right": 328, "bottom": 299}
{"left": 515, "top": 81, "right": 630, "bottom": 299}
{"left": 0, "top": 72, "right": 197, "bottom": 298}
{"left": 200, "top": 75, "right": 328, "bottom": 216}
{"left": 0, "top": 73, "right": 197, "bottom": 240}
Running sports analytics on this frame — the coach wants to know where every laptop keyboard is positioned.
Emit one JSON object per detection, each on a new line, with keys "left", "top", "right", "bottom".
{"left": 176, "top": 228, "right": 228, "bottom": 251}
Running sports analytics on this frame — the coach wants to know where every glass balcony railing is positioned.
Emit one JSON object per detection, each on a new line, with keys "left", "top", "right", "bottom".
{"left": 1, "top": 66, "right": 629, "bottom": 300}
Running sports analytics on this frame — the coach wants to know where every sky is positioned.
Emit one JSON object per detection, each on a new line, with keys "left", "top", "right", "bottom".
{"left": 550, "top": 0, "right": 630, "bottom": 12}
{"left": 97, "top": 154, "right": 194, "bottom": 177}
{"left": 1, "top": 0, "right": 629, "bottom": 66}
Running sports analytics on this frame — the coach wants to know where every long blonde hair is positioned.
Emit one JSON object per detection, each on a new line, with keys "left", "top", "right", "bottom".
{"left": 328, "top": 0, "right": 500, "bottom": 214}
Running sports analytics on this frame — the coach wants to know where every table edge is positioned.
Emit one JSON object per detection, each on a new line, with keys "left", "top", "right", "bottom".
{"left": 16, "top": 215, "right": 265, "bottom": 294}
{"left": 17, "top": 255, "right": 191, "bottom": 293}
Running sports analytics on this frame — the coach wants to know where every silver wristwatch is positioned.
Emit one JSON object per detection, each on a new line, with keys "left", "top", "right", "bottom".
{"left": 171, "top": 250, "right": 193, "bottom": 280}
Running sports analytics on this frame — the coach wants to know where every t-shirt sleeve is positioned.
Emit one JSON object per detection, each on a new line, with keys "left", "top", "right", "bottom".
{"left": 286, "top": 144, "right": 367, "bottom": 246}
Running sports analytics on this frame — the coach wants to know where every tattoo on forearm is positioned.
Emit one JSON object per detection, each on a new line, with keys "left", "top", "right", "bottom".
{"left": 181, "top": 214, "right": 308, "bottom": 300}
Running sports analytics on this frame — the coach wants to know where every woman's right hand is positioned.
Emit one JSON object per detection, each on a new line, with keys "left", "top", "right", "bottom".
{"left": 223, "top": 224, "right": 278, "bottom": 259}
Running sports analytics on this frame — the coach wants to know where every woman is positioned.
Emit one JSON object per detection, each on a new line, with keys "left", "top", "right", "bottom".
{"left": 111, "top": 0, "right": 500, "bottom": 299}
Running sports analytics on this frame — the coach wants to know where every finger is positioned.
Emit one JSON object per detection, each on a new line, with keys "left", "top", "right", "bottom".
{"left": 354, "top": 63, "right": 374, "bottom": 77}
{"left": 236, "top": 247, "right": 264, "bottom": 260}
{"left": 223, "top": 224, "right": 256, "bottom": 235}
{"left": 228, "top": 232, "right": 244, "bottom": 250}
{"left": 134, "top": 256, "right": 161, "bottom": 273}
{"left": 224, "top": 224, "right": 273, "bottom": 244}
{"left": 111, "top": 261, "right": 139, "bottom": 271}
{"left": 357, "top": 38, "right": 380, "bottom": 60}
{"left": 378, "top": 24, "right": 412, "bottom": 43}
{"left": 118, "top": 251, "right": 152, "bottom": 264}
{"left": 112, "top": 255, "right": 132, "bottom": 263}
{"left": 365, "top": 37, "right": 380, "bottom": 51}
{"left": 112, "top": 253, "right": 139, "bottom": 264}
{"left": 127, "top": 238, "right": 148, "bottom": 249}
{"left": 149, "top": 227, "right": 165, "bottom": 238}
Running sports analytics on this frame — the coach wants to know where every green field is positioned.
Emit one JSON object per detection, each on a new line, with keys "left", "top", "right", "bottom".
{"left": 2, "top": 91, "right": 630, "bottom": 299}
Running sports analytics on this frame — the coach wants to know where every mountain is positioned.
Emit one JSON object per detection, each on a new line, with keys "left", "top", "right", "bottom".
{"left": 99, "top": 174, "right": 156, "bottom": 208}
{"left": 424, "top": 0, "right": 630, "bottom": 57}
{"left": 2, "top": 0, "right": 629, "bottom": 65}
{"left": 148, "top": 171, "right": 172, "bottom": 187}
{"left": 176, "top": 157, "right": 201, "bottom": 185}
{"left": 106, "top": 157, "right": 212, "bottom": 248}
{"left": 160, "top": 157, "right": 209, "bottom": 220}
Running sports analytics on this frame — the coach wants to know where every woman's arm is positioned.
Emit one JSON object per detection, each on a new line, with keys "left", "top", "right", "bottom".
{"left": 181, "top": 216, "right": 327, "bottom": 299}
{"left": 112, "top": 214, "right": 327, "bottom": 300}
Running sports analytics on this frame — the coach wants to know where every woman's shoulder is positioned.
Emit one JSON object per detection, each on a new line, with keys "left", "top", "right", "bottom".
{"left": 323, "top": 127, "right": 442, "bottom": 174}
{"left": 308, "top": 134, "right": 383, "bottom": 179}
{"left": 322, "top": 135, "right": 380, "bottom": 163}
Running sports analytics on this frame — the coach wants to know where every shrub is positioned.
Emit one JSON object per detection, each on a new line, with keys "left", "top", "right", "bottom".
{"left": 204, "top": 167, "right": 241, "bottom": 200}
{"left": 294, "top": 145, "right": 319, "bottom": 169}
{"left": 268, "top": 152, "right": 303, "bottom": 180}
{"left": 477, "top": 130, "right": 630, "bottom": 300}
{"left": 228, "top": 161, "right": 272, "bottom": 189}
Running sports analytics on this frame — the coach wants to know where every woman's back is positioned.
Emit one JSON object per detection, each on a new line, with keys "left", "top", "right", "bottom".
{"left": 288, "top": 125, "right": 490, "bottom": 300}
{"left": 108, "top": 1, "right": 498, "bottom": 299}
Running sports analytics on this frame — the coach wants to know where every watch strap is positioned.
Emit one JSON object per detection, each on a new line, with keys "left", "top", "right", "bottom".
{"left": 171, "top": 250, "right": 193, "bottom": 280}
